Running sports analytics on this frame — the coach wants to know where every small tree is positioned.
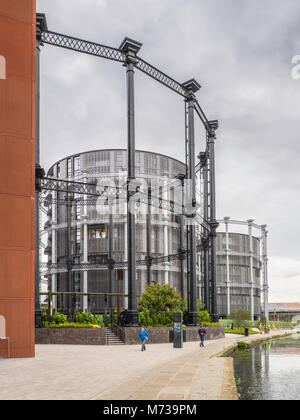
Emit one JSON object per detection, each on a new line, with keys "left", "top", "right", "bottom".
{"left": 138, "top": 284, "right": 183, "bottom": 326}
{"left": 260, "top": 316, "right": 267, "bottom": 327}
{"left": 229, "top": 309, "right": 251, "bottom": 329}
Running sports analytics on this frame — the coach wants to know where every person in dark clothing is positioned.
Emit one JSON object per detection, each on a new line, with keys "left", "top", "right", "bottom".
{"left": 198, "top": 325, "right": 207, "bottom": 347}
{"left": 139, "top": 326, "right": 150, "bottom": 351}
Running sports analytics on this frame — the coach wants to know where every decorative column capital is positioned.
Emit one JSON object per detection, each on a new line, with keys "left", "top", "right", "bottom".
{"left": 210, "top": 220, "right": 219, "bottom": 237}
{"left": 36, "top": 13, "right": 48, "bottom": 42}
{"left": 261, "top": 224, "right": 268, "bottom": 235}
{"left": 182, "top": 79, "right": 201, "bottom": 101}
{"left": 223, "top": 216, "right": 230, "bottom": 223}
{"left": 207, "top": 120, "right": 219, "bottom": 140}
{"left": 119, "top": 37, "right": 142, "bottom": 64}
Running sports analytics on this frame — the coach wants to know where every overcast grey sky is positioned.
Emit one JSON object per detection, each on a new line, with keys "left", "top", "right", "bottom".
{"left": 37, "top": 0, "right": 300, "bottom": 302}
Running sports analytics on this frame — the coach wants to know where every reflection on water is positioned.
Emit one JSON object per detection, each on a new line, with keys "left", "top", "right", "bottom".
{"left": 233, "top": 333, "right": 300, "bottom": 400}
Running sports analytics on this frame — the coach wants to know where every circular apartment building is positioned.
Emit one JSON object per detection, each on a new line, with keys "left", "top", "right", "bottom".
{"left": 44, "top": 149, "right": 193, "bottom": 313}
{"left": 215, "top": 218, "right": 269, "bottom": 320}
{"left": 42, "top": 150, "right": 269, "bottom": 320}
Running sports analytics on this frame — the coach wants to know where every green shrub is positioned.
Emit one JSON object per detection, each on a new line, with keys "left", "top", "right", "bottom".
{"left": 93, "top": 314, "right": 104, "bottom": 326}
{"left": 202, "top": 322, "right": 222, "bottom": 327}
{"left": 138, "top": 284, "right": 183, "bottom": 327}
{"left": 199, "top": 310, "right": 211, "bottom": 324}
{"left": 75, "top": 312, "right": 95, "bottom": 324}
{"left": 237, "top": 341, "right": 248, "bottom": 351}
{"left": 52, "top": 312, "right": 67, "bottom": 325}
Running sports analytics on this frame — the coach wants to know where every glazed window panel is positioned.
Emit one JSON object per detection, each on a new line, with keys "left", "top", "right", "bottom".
{"left": 116, "top": 269, "right": 124, "bottom": 281}
{"left": 88, "top": 224, "right": 108, "bottom": 239}
{"left": 88, "top": 254, "right": 108, "bottom": 264}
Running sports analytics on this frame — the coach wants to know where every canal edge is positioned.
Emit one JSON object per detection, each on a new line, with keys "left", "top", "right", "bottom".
{"left": 213, "top": 330, "right": 295, "bottom": 401}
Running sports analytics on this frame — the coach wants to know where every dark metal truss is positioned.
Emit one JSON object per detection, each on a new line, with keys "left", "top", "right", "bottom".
{"left": 41, "top": 31, "right": 125, "bottom": 63}
{"left": 41, "top": 244, "right": 202, "bottom": 273}
{"left": 40, "top": 176, "right": 98, "bottom": 196}
{"left": 135, "top": 57, "right": 186, "bottom": 97}
{"left": 41, "top": 30, "right": 191, "bottom": 99}
{"left": 194, "top": 101, "right": 213, "bottom": 136}
{"left": 39, "top": 177, "right": 211, "bottom": 232}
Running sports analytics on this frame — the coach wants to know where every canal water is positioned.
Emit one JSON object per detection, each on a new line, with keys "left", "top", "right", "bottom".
{"left": 233, "top": 332, "right": 300, "bottom": 400}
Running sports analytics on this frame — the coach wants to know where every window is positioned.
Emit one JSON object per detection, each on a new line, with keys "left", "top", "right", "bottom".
{"left": 116, "top": 270, "right": 124, "bottom": 281}
{"left": 171, "top": 214, "right": 179, "bottom": 224}
{"left": 161, "top": 157, "right": 169, "bottom": 173}
{"left": 88, "top": 224, "right": 108, "bottom": 239}
{"left": 74, "top": 156, "right": 80, "bottom": 179}
{"left": 88, "top": 254, "right": 108, "bottom": 264}
{"left": 75, "top": 201, "right": 81, "bottom": 220}
{"left": 74, "top": 272, "right": 81, "bottom": 292}
{"left": 76, "top": 228, "right": 81, "bottom": 243}
{"left": 67, "top": 158, "right": 72, "bottom": 178}
{"left": 99, "top": 151, "right": 110, "bottom": 161}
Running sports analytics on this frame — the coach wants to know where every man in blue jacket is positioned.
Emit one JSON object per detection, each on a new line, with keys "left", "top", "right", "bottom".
{"left": 139, "top": 326, "right": 150, "bottom": 351}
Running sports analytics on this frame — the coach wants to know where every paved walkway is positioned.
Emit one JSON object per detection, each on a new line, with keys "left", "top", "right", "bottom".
{"left": 0, "top": 330, "right": 293, "bottom": 400}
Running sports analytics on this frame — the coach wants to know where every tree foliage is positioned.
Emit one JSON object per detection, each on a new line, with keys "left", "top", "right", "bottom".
{"left": 228, "top": 309, "right": 251, "bottom": 329}
{"left": 138, "top": 284, "right": 212, "bottom": 326}
{"left": 138, "top": 284, "right": 184, "bottom": 326}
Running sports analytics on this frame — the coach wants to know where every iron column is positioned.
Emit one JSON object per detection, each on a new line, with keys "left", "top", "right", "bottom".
{"left": 224, "top": 216, "right": 231, "bottom": 317}
{"left": 182, "top": 79, "right": 201, "bottom": 326}
{"left": 108, "top": 207, "right": 115, "bottom": 324}
{"left": 261, "top": 225, "right": 269, "bottom": 321}
{"left": 65, "top": 195, "right": 74, "bottom": 319}
{"left": 199, "top": 152, "right": 210, "bottom": 313}
{"left": 208, "top": 120, "right": 219, "bottom": 323}
{"left": 146, "top": 187, "right": 152, "bottom": 285}
{"left": 176, "top": 174, "right": 186, "bottom": 300}
{"left": 248, "top": 219, "right": 255, "bottom": 320}
{"left": 119, "top": 38, "right": 142, "bottom": 326}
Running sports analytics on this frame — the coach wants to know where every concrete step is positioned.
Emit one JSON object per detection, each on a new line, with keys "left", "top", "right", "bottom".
{"left": 106, "top": 329, "right": 124, "bottom": 345}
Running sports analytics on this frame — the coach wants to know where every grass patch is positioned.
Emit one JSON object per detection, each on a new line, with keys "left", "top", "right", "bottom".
{"left": 225, "top": 328, "right": 259, "bottom": 335}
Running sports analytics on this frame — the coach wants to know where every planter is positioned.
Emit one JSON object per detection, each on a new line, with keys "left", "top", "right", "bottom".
{"left": 35, "top": 327, "right": 107, "bottom": 345}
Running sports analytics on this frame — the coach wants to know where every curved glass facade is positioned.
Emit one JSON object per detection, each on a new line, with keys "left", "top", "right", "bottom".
{"left": 216, "top": 232, "right": 262, "bottom": 320}
{"left": 45, "top": 149, "right": 190, "bottom": 313}
{"left": 44, "top": 150, "right": 267, "bottom": 319}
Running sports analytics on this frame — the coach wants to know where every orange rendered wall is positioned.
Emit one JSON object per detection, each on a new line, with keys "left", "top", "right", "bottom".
{"left": 0, "top": 0, "right": 36, "bottom": 358}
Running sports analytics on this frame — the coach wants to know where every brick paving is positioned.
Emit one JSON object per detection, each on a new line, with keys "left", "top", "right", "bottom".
{"left": 0, "top": 330, "right": 293, "bottom": 400}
